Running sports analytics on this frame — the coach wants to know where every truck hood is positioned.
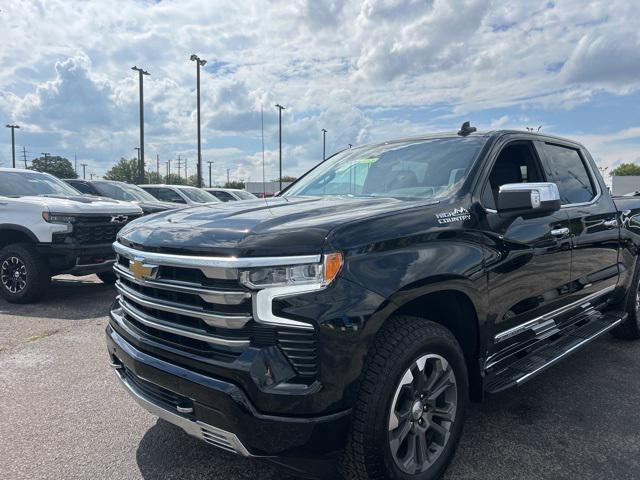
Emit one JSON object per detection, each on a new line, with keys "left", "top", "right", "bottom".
{"left": 118, "top": 196, "right": 438, "bottom": 256}
{"left": 9, "top": 194, "right": 143, "bottom": 215}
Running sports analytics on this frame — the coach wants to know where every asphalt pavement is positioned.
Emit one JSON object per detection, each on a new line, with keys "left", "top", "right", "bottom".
{"left": 1, "top": 275, "right": 639, "bottom": 480}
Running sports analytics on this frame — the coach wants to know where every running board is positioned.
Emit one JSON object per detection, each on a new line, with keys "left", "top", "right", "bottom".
{"left": 484, "top": 310, "right": 626, "bottom": 394}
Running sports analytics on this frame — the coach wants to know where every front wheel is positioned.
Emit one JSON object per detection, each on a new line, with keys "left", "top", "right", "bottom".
{"left": 340, "top": 316, "right": 468, "bottom": 480}
{"left": 0, "top": 243, "right": 51, "bottom": 304}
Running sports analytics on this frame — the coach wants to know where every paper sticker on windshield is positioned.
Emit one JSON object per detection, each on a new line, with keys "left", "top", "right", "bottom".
{"left": 435, "top": 207, "right": 471, "bottom": 224}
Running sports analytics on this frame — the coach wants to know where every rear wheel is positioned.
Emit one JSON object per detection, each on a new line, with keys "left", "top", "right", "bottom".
{"left": 0, "top": 243, "right": 50, "bottom": 304}
{"left": 612, "top": 264, "right": 640, "bottom": 340}
{"left": 340, "top": 316, "right": 468, "bottom": 480}
{"left": 97, "top": 271, "right": 117, "bottom": 285}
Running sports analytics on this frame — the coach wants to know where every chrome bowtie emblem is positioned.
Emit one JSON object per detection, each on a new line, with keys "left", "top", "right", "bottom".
{"left": 110, "top": 215, "right": 129, "bottom": 224}
{"left": 129, "top": 259, "right": 158, "bottom": 280}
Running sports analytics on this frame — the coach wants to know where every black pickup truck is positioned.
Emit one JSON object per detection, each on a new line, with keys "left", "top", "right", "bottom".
{"left": 106, "top": 126, "right": 640, "bottom": 480}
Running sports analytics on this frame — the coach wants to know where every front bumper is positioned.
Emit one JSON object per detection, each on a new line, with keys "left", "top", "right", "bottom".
{"left": 105, "top": 323, "right": 351, "bottom": 458}
{"left": 38, "top": 243, "right": 116, "bottom": 275}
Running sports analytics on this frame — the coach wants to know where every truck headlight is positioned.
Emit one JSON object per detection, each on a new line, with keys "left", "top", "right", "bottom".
{"left": 42, "top": 212, "right": 76, "bottom": 233}
{"left": 240, "top": 252, "right": 343, "bottom": 289}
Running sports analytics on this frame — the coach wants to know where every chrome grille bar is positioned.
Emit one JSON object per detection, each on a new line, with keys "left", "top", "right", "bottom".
{"left": 113, "top": 241, "right": 321, "bottom": 276}
{"left": 116, "top": 281, "right": 251, "bottom": 329}
{"left": 115, "top": 299, "right": 250, "bottom": 348}
{"left": 114, "top": 263, "right": 250, "bottom": 305}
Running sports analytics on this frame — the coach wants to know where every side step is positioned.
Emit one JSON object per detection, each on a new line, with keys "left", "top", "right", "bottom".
{"left": 485, "top": 310, "right": 626, "bottom": 394}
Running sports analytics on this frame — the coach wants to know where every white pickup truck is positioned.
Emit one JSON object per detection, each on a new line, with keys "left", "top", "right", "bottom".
{"left": 0, "top": 168, "right": 143, "bottom": 303}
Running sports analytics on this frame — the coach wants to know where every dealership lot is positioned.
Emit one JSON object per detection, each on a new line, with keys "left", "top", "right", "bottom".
{"left": 1, "top": 275, "right": 639, "bottom": 480}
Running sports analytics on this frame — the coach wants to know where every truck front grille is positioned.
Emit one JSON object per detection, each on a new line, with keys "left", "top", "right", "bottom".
{"left": 111, "top": 242, "right": 319, "bottom": 379}
{"left": 73, "top": 215, "right": 140, "bottom": 245}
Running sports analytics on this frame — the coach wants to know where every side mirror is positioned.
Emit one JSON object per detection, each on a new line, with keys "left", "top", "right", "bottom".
{"left": 497, "top": 182, "right": 561, "bottom": 215}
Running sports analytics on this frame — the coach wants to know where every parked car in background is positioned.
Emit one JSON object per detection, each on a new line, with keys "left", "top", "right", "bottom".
{"left": 0, "top": 169, "right": 142, "bottom": 303}
{"left": 64, "top": 179, "right": 182, "bottom": 215}
{"left": 139, "top": 184, "right": 220, "bottom": 206}
{"left": 204, "top": 188, "right": 258, "bottom": 202}
{"left": 107, "top": 127, "right": 640, "bottom": 479}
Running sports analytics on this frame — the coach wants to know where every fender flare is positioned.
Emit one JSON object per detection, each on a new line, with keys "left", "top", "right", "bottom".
{"left": 0, "top": 224, "right": 39, "bottom": 244}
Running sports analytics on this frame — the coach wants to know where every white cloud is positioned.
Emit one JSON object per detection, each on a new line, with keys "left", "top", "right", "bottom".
{"left": 1, "top": 0, "right": 640, "bottom": 176}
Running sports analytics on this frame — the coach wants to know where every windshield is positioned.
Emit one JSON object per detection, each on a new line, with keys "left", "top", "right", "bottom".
{"left": 284, "top": 137, "right": 486, "bottom": 200}
{"left": 0, "top": 171, "right": 81, "bottom": 197}
{"left": 178, "top": 187, "right": 219, "bottom": 203}
{"left": 235, "top": 190, "right": 257, "bottom": 200}
{"left": 94, "top": 182, "right": 158, "bottom": 202}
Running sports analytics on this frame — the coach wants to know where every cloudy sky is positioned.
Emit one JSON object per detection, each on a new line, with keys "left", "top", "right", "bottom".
{"left": 1, "top": 0, "right": 640, "bottom": 184}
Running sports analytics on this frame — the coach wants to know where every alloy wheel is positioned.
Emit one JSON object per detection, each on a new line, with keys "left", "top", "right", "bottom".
{"left": 1, "top": 256, "right": 28, "bottom": 294}
{"left": 388, "top": 353, "right": 458, "bottom": 475}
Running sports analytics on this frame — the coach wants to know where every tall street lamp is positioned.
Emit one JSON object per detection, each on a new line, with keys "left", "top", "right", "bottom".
{"left": 322, "top": 128, "right": 327, "bottom": 160}
{"left": 134, "top": 147, "right": 141, "bottom": 182}
{"left": 190, "top": 54, "right": 206, "bottom": 188}
{"left": 208, "top": 161, "right": 214, "bottom": 187}
{"left": 131, "top": 66, "right": 150, "bottom": 184}
{"left": 41, "top": 152, "right": 50, "bottom": 172}
{"left": 81, "top": 163, "right": 88, "bottom": 180}
{"left": 275, "top": 104, "right": 285, "bottom": 191}
{"left": 5, "top": 124, "right": 19, "bottom": 168}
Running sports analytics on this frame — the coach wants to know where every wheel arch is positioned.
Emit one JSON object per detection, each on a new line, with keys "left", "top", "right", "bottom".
{"left": 371, "top": 279, "right": 486, "bottom": 401}
{"left": 0, "top": 224, "right": 39, "bottom": 249}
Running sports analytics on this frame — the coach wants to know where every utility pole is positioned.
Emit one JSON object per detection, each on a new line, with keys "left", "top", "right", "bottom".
{"left": 74, "top": 154, "right": 78, "bottom": 174}
{"left": 81, "top": 163, "right": 88, "bottom": 180}
{"left": 131, "top": 66, "right": 150, "bottom": 184}
{"left": 167, "top": 158, "right": 171, "bottom": 183}
{"left": 275, "top": 104, "right": 285, "bottom": 191}
{"left": 177, "top": 154, "right": 182, "bottom": 179}
{"left": 156, "top": 153, "right": 160, "bottom": 182}
{"left": 227, "top": 168, "right": 230, "bottom": 185}
{"left": 208, "top": 161, "right": 214, "bottom": 187}
{"left": 322, "top": 128, "right": 327, "bottom": 160}
{"left": 165, "top": 161, "right": 170, "bottom": 183}
{"left": 89, "top": 173, "right": 96, "bottom": 180}
{"left": 184, "top": 157, "right": 188, "bottom": 182}
{"left": 5, "top": 124, "right": 19, "bottom": 168}
{"left": 190, "top": 54, "right": 206, "bottom": 188}
{"left": 41, "top": 152, "right": 50, "bottom": 172}
{"left": 21, "top": 146, "right": 27, "bottom": 168}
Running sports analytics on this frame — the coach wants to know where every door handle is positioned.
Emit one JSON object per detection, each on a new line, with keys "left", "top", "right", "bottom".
{"left": 550, "top": 227, "right": 570, "bottom": 237}
{"left": 603, "top": 219, "right": 618, "bottom": 229}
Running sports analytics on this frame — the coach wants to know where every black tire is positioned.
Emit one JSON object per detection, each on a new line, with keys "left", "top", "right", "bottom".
{"left": 612, "top": 262, "right": 640, "bottom": 340}
{"left": 340, "top": 316, "right": 468, "bottom": 480}
{"left": 0, "top": 243, "right": 51, "bottom": 304}
{"left": 97, "top": 271, "right": 117, "bottom": 285}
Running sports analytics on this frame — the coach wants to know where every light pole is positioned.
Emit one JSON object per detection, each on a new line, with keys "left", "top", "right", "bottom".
{"left": 190, "top": 54, "right": 206, "bottom": 188}
{"left": 81, "top": 163, "right": 88, "bottom": 180}
{"left": 156, "top": 153, "right": 160, "bottom": 182}
{"left": 131, "top": 66, "right": 150, "bottom": 184}
{"left": 275, "top": 104, "right": 285, "bottom": 191}
{"left": 165, "top": 161, "right": 170, "bottom": 183}
{"left": 5, "top": 124, "right": 19, "bottom": 168}
{"left": 208, "top": 161, "right": 214, "bottom": 187}
{"left": 134, "top": 147, "right": 141, "bottom": 182}
{"left": 322, "top": 128, "right": 327, "bottom": 160}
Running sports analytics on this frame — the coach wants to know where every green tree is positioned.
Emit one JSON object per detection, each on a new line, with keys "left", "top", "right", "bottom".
{"left": 104, "top": 158, "right": 139, "bottom": 183}
{"left": 611, "top": 163, "right": 640, "bottom": 176}
{"left": 224, "top": 180, "right": 245, "bottom": 189}
{"left": 30, "top": 156, "right": 77, "bottom": 179}
{"left": 271, "top": 175, "right": 297, "bottom": 183}
{"left": 165, "top": 173, "right": 187, "bottom": 185}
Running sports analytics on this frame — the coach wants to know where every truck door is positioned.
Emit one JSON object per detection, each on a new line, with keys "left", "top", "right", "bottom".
{"left": 480, "top": 138, "right": 573, "bottom": 352}
{"left": 541, "top": 142, "right": 619, "bottom": 308}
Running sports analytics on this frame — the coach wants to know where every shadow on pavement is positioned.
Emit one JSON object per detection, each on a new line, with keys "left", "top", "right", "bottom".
{"left": 0, "top": 275, "right": 116, "bottom": 320}
{"left": 136, "top": 419, "right": 303, "bottom": 480}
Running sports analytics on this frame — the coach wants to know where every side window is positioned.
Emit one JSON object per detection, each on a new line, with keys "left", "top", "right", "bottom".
{"left": 543, "top": 144, "right": 596, "bottom": 205}
{"left": 156, "top": 188, "right": 186, "bottom": 203}
{"left": 482, "top": 141, "right": 545, "bottom": 209}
